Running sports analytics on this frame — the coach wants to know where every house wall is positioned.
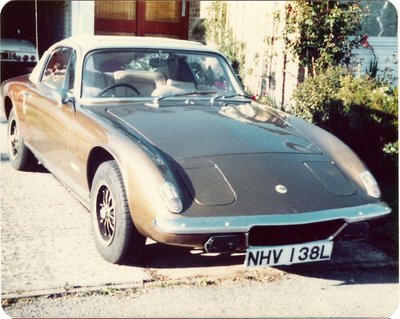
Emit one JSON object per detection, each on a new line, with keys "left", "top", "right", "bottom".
{"left": 222, "top": 1, "right": 299, "bottom": 107}
{"left": 70, "top": 1, "right": 95, "bottom": 36}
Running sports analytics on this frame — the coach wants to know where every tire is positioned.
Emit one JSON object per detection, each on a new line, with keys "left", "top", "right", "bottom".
{"left": 90, "top": 160, "right": 146, "bottom": 264}
{"left": 7, "top": 108, "right": 36, "bottom": 171}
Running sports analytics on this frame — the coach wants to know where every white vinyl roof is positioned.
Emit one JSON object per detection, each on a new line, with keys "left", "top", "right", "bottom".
{"left": 57, "top": 35, "right": 213, "bottom": 54}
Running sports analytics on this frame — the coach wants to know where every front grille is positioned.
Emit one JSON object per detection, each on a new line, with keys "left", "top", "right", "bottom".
{"left": 1, "top": 52, "right": 15, "bottom": 60}
{"left": 249, "top": 219, "right": 345, "bottom": 246}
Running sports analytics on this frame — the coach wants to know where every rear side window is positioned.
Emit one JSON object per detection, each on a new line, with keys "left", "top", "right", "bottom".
{"left": 41, "top": 47, "right": 73, "bottom": 90}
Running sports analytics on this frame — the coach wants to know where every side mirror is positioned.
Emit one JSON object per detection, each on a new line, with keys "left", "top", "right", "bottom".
{"left": 60, "top": 90, "right": 75, "bottom": 105}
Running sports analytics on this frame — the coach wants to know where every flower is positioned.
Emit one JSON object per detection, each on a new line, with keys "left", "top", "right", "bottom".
{"left": 360, "top": 34, "right": 373, "bottom": 50}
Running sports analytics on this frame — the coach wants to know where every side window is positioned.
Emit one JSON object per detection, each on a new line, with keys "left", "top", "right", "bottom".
{"left": 41, "top": 47, "right": 74, "bottom": 90}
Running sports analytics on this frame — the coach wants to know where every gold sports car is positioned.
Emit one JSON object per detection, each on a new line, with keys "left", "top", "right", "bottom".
{"left": 2, "top": 36, "right": 391, "bottom": 266}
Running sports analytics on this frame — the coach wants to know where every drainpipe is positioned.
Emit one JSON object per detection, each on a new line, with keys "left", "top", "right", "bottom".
{"left": 281, "top": 52, "right": 287, "bottom": 109}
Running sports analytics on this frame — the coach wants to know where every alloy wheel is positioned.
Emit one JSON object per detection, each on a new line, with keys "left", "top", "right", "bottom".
{"left": 9, "top": 119, "right": 19, "bottom": 160}
{"left": 95, "top": 184, "right": 116, "bottom": 246}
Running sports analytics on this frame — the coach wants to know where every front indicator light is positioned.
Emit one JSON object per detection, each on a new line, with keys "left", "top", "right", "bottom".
{"left": 359, "top": 171, "right": 381, "bottom": 198}
{"left": 159, "top": 182, "right": 183, "bottom": 213}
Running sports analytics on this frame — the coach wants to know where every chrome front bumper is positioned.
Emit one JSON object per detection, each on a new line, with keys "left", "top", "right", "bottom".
{"left": 153, "top": 202, "right": 391, "bottom": 235}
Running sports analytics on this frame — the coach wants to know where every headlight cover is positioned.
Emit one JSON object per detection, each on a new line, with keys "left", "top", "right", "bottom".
{"left": 359, "top": 171, "right": 381, "bottom": 198}
{"left": 159, "top": 182, "right": 183, "bottom": 213}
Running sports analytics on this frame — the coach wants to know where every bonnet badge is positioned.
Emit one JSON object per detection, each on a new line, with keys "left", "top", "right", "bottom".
{"left": 275, "top": 185, "right": 288, "bottom": 194}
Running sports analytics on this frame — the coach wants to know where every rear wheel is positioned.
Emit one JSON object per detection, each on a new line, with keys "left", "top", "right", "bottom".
{"left": 7, "top": 108, "right": 35, "bottom": 170}
{"left": 90, "top": 160, "right": 146, "bottom": 264}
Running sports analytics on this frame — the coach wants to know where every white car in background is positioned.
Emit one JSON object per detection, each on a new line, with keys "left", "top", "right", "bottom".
{"left": 1, "top": 38, "right": 38, "bottom": 82}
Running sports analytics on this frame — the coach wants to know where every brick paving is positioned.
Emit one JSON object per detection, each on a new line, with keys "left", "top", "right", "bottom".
{"left": 0, "top": 159, "right": 152, "bottom": 297}
{"left": 0, "top": 121, "right": 152, "bottom": 297}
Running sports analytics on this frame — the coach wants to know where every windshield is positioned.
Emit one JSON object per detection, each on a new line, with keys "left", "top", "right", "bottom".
{"left": 82, "top": 49, "right": 242, "bottom": 99}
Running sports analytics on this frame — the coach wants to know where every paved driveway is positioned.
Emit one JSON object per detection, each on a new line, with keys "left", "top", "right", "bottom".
{"left": 0, "top": 121, "right": 397, "bottom": 299}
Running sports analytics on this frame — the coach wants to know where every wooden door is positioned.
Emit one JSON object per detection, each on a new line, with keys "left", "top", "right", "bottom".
{"left": 95, "top": 1, "right": 138, "bottom": 36}
{"left": 95, "top": 1, "right": 188, "bottom": 39}
{"left": 137, "top": 1, "right": 188, "bottom": 39}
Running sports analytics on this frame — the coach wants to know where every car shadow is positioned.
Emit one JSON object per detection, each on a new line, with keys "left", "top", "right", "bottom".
{"left": 1, "top": 153, "right": 49, "bottom": 173}
{"left": 134, "top": 240, "right": 399, "bottom": 285}
{"left": 29, "top": 162, "right": 48, "bottom": 173}
{"left": 140, "top": 241, "right": 245, "bottom": 269}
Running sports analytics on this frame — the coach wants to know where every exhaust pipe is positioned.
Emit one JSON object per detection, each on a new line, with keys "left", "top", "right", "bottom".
{"left": 204, "top": 235, "right": 242, "bottom": 253}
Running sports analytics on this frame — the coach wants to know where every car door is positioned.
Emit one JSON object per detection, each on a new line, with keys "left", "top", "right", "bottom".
{"left": 24, "top": 46, "right": 76, "bottom": 177}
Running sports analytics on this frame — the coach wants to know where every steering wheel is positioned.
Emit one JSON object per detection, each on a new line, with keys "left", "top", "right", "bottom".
{"left": 97, "top": 83, "right": 140, "bottom": 97}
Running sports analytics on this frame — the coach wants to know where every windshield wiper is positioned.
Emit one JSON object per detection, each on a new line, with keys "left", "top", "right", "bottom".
{"left": 156, "top": 91, "right": 217, "bottom": 101}
{"left": 147, "top": 91, "right": 250, "bottom": 108}
{"left": 209, "top": 93, "right": 253, "bottom": 107}
{"left": 212, "top": 93, "right": 253, "bottom": 101}
{"left": 147, "top": 91, "right": 217, "bottom": 107}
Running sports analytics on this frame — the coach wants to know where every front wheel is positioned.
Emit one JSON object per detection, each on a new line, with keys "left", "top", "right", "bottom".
{"left": 90, "top": 160, "right": 146, "bottom": 264}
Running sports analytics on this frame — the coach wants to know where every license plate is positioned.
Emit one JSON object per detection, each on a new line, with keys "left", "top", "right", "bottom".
{"left": 245, "top": 241, "right": 333, "bottom": 268}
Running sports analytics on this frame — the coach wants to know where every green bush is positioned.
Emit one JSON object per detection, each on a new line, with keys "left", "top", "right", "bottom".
{"left": 291, "top": 67, "right": 343, "bottom": 123}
